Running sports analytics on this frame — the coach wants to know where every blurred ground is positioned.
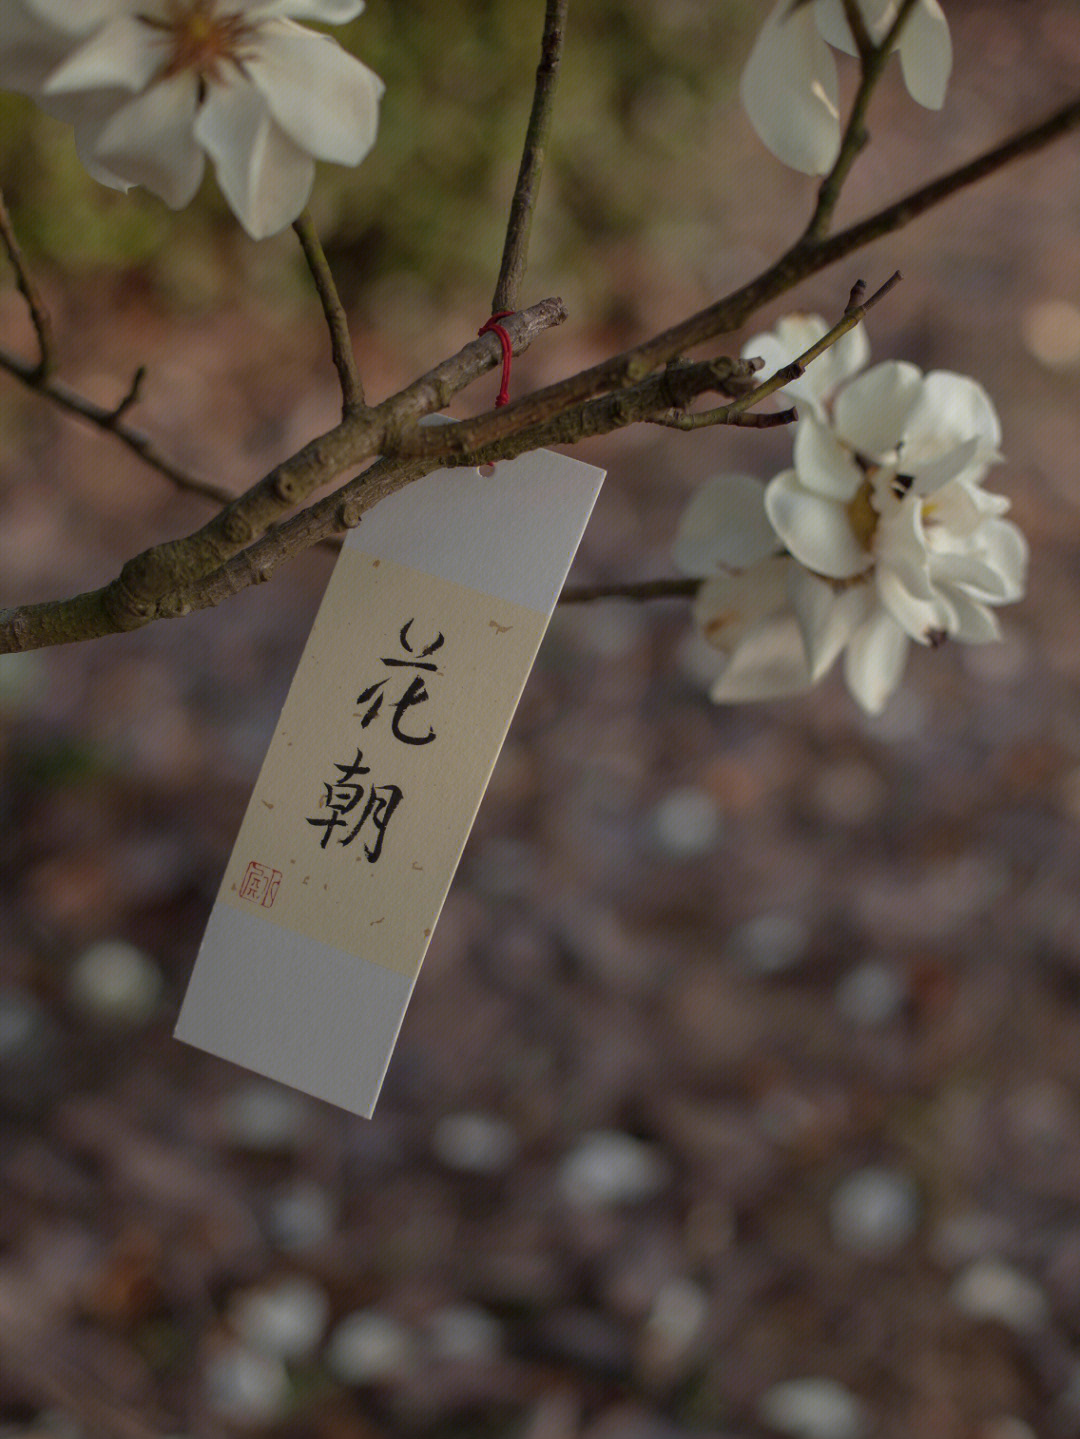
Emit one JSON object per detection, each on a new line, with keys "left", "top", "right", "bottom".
{"left": 3, "top": 2, "right": 1080, "bottom": 1436}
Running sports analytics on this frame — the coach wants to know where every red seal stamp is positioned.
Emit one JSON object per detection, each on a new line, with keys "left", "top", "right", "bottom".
{"left": 238, "top": 861, "right": 282, "bottom": 908}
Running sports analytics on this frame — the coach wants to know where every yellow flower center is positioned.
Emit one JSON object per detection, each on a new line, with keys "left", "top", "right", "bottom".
{"left": 148, "top": 3, "right": 256, "bottom": 82}
{"left": 846, "top": 478, "right": 879, "bottom": 552}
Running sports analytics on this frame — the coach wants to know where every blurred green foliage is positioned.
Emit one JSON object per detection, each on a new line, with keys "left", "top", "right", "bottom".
{"left": 0, "top": 1, "right": 754, "bottom": 309}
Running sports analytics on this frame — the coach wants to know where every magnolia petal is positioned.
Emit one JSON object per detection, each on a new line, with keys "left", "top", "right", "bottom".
{"left": 44, "top": 16, "right": 162, "bottom": 95}
{"left": 92, "top": 74, "right": 204, "bottom": 207}
{"left": 739, "top": 0, "right": 841, "bottom": 175}
{"left": 709, "top": 616, "right": 816, "bottom": 703}
{"left": 789, "top": 565, "right": 871, "bottom": 680}
{"left": 815, "top": 0, "right": 895, "bottom": 51}
{"left": 929, "top": 550, "right": 1011, "bottom": 600}
{"left": 745, "top": 313, "right": 827, "bottom": 370}
{"left": 250, "top": 0, "right": 366, "bottom": 18}
{"left": 843, "top": 608, "right": 910, "bottom": 713}
{"left": 742, "top": 313, "right": 868, "bottom": 415}
{"left": 0, "top": 0, "right": 79, "bottom": 91}
{"left": 964, "top": 480, "right": 1011, "bottom": 519}
{"left": 907, "top": 435, "right": 982, "bottom": 498}
{"left": 793, "top": 413, "right": 864, "bottom": 500}
{"left": 834, "top": 360, "right": 923, "bottom": 459}
{"left": 195, "top": 78, "right": 315, "bottom": 238}
{"left": 693, "top": 558, "right": 790, "bottom": 654}
{"left": 899, "top": 0, "right": 951, "bottom": 109}
{"left": 23, "top": 0, "right": 122, "bottom": 33}
{"left": 876, "top": 564, "right": 945, "bottom": 643}
{"left": 40, "top": 89, "right": 134, "bottom": 189}
{"left": 972, "top": 518, "right": 1028, "bottom": 602}
{"left": 765, "top": 470, "right": 870, "bottom": 578}
{"left": 939, "top": 588, "right": 1002, "bottom": 644}
{"left": 875, "top": 496, "right": 935, "bottom": 596}
{"left": 673, "top": 474, "right": 777, "bottom": 576}
{"left": 901, "top": 370, "right": 1002, "bottom": 467}
{"left": 246, "top": 22, "right": 383, "bottom": 166}
{"left": 923, "top": 477, "right": 988, "bottom": 540}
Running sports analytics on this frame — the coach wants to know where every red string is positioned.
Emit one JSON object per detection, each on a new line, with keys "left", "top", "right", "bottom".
{"left": 478, "top": 309, "right": 514, "bottom": 407}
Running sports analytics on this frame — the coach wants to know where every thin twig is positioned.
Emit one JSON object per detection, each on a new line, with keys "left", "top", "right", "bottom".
{"left": 492, "top": 0, "right": 568, "bottom": 315}
{"left": 653, "top": 404, "right": 798, "bottom": 431}
{"left": 5, "top": 85, "right": 1080, "bottom": 653}
{"left": 0, "top": 297, "right": 567, "bottom": 650}
{"left": 725, "top": 268, "right": 901, "bottom": 417}
{"left": 292, "top": 206, "right": 365, "bottom": 414}
{"left": 0, "top": 345, "right": 233, "bottom": 506}
{"left": 838, "top": 0, "right": 874, "bottom": 61}
{"left": 0, "top": 188, "right": 53, "bottom": 377}
{"left": 394, "top": 93, "right": 1080, "bottom": 465}
{"left": 804, "top": 0, "right": 921, "bottom": 240}
{"left": 106, "top": 364, "right": 146, "bottom": 424}
{"left": 559, "top": 577, "right": 700, "bottom": 604}
{"left": 449, "top": 274, "right": 894, "bottom": 467}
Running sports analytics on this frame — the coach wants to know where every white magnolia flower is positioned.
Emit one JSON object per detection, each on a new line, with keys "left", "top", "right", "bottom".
{"left": 740, "top": 0, "right": 951, "bottom": 174}
{"left": 676, "top": 316, "right": 1027, "bottom": 714}
{"left": 0, "top": 1, "right": 384, "bottom": 239}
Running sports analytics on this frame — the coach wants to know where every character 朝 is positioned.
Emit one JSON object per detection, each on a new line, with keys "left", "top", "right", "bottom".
{"left": 306, "top": 748, "right": 402, "bottom": 863}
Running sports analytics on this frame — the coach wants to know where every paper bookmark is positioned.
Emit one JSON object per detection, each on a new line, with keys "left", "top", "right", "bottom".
{"left": 175, "top": 448, "right": 604, "bottom": 1116}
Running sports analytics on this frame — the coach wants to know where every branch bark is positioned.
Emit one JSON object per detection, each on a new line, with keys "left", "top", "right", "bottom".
{"left": 0, "top": 297, "right": 567, "bottom": 650}
{"left": 491, "top": 0, "right": 568, "bottom": 315}
{"left": 4, "top": 91, "right": 1080, "bottom": 654}
{"left": 391, "top": 93, "right": 1080, "bottom": 464}
{"left": 293, "top": 206, "right": 365, "bottom": 414}
{"left": 0, "top": 186, "right": 52, "bottom": 377}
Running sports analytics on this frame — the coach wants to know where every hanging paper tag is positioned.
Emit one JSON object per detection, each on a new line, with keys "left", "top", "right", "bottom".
{"left": 175, "top": 448, "right": 604, "bottom": 1117}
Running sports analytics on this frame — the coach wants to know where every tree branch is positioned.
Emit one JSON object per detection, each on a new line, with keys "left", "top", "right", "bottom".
{"left": 0, "top": 187, "right": 53, "bottom": 378}
{"left": 491, "top": 0, "right": 568, "bottom": 315}
{"left": 390, "top": 93, "right": 1080, "bottom": 464}
{"left": 559, "top": 577, "right": 700, "bottom": 604}
{"left": 0, "top": 297, "right": 567, "bottom": 651}
{"left": 804, "top": 0, "right": 921, "bottom": 240}
{"left": 292, "top": 206, "right": 365, "bottom": 414}
{"left": 4, "top": 87, "right": 1080, "bottom": 655}
{"left": 0, "top": 344, "right": 233, "bottom": 507}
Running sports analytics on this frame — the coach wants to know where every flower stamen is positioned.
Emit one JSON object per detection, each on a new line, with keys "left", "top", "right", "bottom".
{"left": 142, "top": 3, "right": 257, "bottom": 83}
{"left": 846, "top": 478, "right": 879, "bottom": 551}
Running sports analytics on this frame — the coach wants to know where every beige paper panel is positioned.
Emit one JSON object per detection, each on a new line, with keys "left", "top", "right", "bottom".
{"left": 216, "top": 546, "right": 547, "bottom": 977}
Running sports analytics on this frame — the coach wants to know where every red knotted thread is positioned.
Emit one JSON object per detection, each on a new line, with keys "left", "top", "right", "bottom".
{"left": 478, "top": 310, "right": 514, "bottom": 406}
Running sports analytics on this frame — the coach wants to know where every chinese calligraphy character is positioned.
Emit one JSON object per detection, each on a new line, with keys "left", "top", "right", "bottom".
{"left": 306, "top": 748, "right": 403, "bottom": 862}
{"left": 356, "top": 618, "right": 444, "bottom": 746}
